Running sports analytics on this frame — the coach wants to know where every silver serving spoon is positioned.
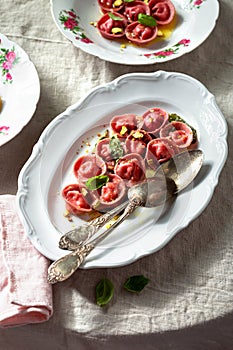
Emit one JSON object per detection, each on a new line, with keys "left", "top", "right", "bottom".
{"left": 47, "top": 149, "right": 203, "bottom": 284}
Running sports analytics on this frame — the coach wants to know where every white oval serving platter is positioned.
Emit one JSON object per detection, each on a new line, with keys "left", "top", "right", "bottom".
{"left": 16, "top": 71, "right": 228, "bottom": 268}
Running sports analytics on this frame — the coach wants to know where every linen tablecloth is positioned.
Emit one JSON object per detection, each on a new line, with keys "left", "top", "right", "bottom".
{"left": 0, "top": 0, "right": 233, "bottom": 349}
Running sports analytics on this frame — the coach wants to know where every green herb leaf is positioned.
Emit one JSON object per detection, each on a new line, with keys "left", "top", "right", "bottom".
{"left": 123, "top": 275, "right": 150, "bottom": 293}
{"left": 124, "top": 0, "right": 135, "bottom": 2}
{"left": 169, "top": 113, "right": 197, "bottom": 144}
{"left": 109, "top": 135, "right": 124, "bottom": 160}
{"left": 85, "top": 175, "right": 109, "bottom": 191}
{"left": 138, "top": 14, "right": 157, "bottom": 27}
{"left": 108, "top": 12, "right": 124, "bottom": 21}
{"left": 96, "top": 278, "right": 114, "bottom": 306}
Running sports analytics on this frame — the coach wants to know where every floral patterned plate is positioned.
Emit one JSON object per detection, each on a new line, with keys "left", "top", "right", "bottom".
{"left": 0, "top": 33, "right": 40, "bottom": 146}
{"left": 50, "top": 0, "right": 219, "bottom": 65}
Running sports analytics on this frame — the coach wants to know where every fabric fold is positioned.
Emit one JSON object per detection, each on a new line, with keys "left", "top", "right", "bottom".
{"left": 0, "top": 194, "right": 53, "bottom": 328}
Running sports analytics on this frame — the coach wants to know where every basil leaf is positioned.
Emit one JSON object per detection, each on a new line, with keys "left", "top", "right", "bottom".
{"left": 138, "top": 14, "right": 157, "bottom": 27}
{"left": 108, "top": 12, "right": 124, "bottom": 21}
{"left": 96, "top": 278, "right": 114, "bottom": 306}
{"left": 109, "top": 135, "right": 124, "bottom": 160}
{"left": 169, "top": 113, "right": 197, "bottom": 144}
{"left": 124, "top": 0, "right": 135, "bottom": 2}
{"left": 85, "top": 175, "right": 109, "bottom": 190}
{"left": 123, "top": 275, "right": 150, "bottom": 293}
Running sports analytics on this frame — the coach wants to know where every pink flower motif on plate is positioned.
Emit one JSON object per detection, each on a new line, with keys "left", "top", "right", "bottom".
{"left": 6, "top": 51, "right": 16, "bottom": 63}
{"left": 155, "top": 50, "right": 174, "bottom": 57}
{"left": 2, "top": 61, "right": 12, "bottom": 70}
{"left": 68, "top": 11, "right": 76, "bottom": 18}
{"left": 6, "top": 72, "right": 12, "bottom": 81}
{"left": 178, "top": 39, "right": 191, "bottom": 46}
{"left": 64, "top": 18, "right": 77, "bottom": 30}
{"left": 190, "top": 0, "right": 206, "bottom": 9}
{"left": 59, "top": 8, "right": 93, "bottom": 44}
{"left": 143, "top": 39, "right": 191, "bottom": 59}
{"left": 80, "top": 37, "right": 93, "bottom": 44}
{"left": 0, "top": 126, "right": 10, "bottom": 135}
{"left": 0, "top": 46, "right": 19, "bottom": 83}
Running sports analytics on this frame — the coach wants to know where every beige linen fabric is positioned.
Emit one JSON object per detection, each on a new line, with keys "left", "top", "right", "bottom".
{"left": 0, "top": 0, "right": 233, "bottom": 349}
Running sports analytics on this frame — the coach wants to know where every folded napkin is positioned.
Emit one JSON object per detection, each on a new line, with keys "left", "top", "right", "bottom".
{"left": 0, "top": 195, "right": 53, "bottom": 328}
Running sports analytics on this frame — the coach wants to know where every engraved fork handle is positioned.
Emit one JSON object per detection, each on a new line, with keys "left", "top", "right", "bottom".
{"left": 48, "top": 199, "right": 140, "bottom": 284}
{"left": 59, "top": 200, "right": 129, "bottom": 250}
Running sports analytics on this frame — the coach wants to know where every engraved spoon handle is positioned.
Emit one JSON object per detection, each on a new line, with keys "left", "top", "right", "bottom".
{"left": 48, "top": 199, "right": 140, "bottom": 284}
{"left": 89, "top": 198, "right": 139, "bottom": 246}
{"left": 59, "top": 200, "right": 129, "bottom": 250}
{"left": 47, "top": 243, "right": 95, "bottom": 284}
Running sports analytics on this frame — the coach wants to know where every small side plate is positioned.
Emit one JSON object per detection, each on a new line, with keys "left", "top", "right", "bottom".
{"left": 0, "top": 33, "right": 40, "bottom": 146}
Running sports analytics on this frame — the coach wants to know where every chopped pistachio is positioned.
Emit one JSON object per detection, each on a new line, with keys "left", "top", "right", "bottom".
{"left": 146, "top": 168, "right": 155, "bottom": 178}
{"left": 63, "top": 210, "right": 73, "bottom": 222}
{"left": 120, "top": 125, "right": 128, "bottom": 135}
{"left": 92, "top": 200, "right": 100, "bottom": 210}
{"left": 63, "top": 209, "right": 70, "bottom": 217}
{"left": 148, "top": 117, "right": 153, "bottom": 123}
{"left": 132, "top": 131, "right": 144, "bottom": 139}
{"left": 147, "top": 159, "right": 154, "bottom": 166}
{"left": 157, "top": 29, "right": 163, "bottom": 37}
{"left": 81, "top": 187, "right": 88, "bottom": 196}
{"left": 113, "top": 0, "right": 123, "bottom": 7}
{"left": 97, "top": 129, "right": 109, "bottom": 141}
{"left": 105, "top": 222, "right": 112, "bottom": 229}
{"left": 111, "top": 27, "right": 123, "bottom": 34}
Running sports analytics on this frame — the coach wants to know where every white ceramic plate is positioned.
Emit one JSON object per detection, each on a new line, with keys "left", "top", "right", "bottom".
{"left": 16, "top": 71, "right": 228, "bottom": 268}
{"left": 0, "top": 33, "right": 40, "bottom": 146}
{"left": 50, "top": 0, "right": 219, "bottom": 65}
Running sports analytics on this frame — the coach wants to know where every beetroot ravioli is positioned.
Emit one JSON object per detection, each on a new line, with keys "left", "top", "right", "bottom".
{"left": 62, "top": 184, "right": 92, "bottom": 214}
{"left": 97, "top": 12, "right": 127, "bottom": 39}
{"left": 141, "top": 107, "right": 169, "bottom": 135}
{"left": 73, "top": 154, "right": 107, "bottom": 184}
{"left": 114, "top": 153, "right": 146, "bottom": 187}
{"left": 159, "top": 121, "right": 194, "bottom": 149}
{"left": 62, "top": 107, "right": 198, "bottom": 215}
{"left": 148, "top": 0, "right": 175, "bottom": 25}
{"left": 96, "top": 0, "right": 176, "bottom": 46}
{"left": 110, "top": 113, "right": 138, "bottom": 137}
{"left": 89, "top": 174, "right": 127, "bottom": 212}
{"left": 98, "top": 0, "right": 125, "bottom": 13}
{"left": 124, "top": 1, "right": 151, "bottom": 23}
{"left": 125, "top": 129, "right": 152, "bottom": 157}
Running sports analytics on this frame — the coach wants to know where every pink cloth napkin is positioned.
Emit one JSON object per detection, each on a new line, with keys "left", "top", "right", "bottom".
{"left": 0, "top": 195, "right": 53, "bottom": 328}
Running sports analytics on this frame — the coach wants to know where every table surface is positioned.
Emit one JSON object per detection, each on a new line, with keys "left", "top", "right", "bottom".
{"left": 0, "top": 1, "right": 233, "bottom": 349}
